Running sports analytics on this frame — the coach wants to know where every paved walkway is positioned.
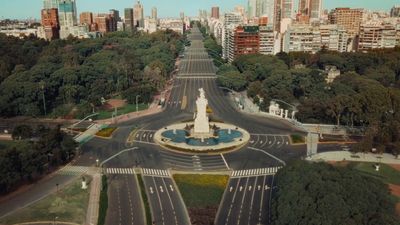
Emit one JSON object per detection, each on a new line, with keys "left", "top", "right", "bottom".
{"left": 9, "top": 222, "right": 79, "bottom": 225}
{"left": 86, "top": 174, "right": 101, "bottom": 225}
{"left": 308, "top": 151, "right": 400, "bottom": 165}
{"left": 95, "top": 103, "right": 163, "bottom": 125}
{"left": 95, "top": 81, "right": 173, "bottom": 125}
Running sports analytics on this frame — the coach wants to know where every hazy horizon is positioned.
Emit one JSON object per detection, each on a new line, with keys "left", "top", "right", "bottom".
{"left": 0, "top": 0, "right": 399, "bottom": 20}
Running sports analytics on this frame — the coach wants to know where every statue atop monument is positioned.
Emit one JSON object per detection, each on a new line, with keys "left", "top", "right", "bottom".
{"left": 194, "top": 88, "right": 210, "bottom": 134}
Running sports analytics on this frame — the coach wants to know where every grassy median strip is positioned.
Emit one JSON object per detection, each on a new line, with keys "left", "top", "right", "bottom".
{"left": 0, "top": 179, "right": 89, "bottom": 225}
{"left": 290, "top": 134, "right": 305, "bottom": 144}
{"left": 137, "top": 174, "right": 152, "bottom": 225}
{"left": 97, "top": 175, "right": 108, "bottom": 225}
{"left": 95, "top": 127, "right": 117, "bottom": 138}
{"left": 173, "top": 174, "right": 229, "bottom": 223}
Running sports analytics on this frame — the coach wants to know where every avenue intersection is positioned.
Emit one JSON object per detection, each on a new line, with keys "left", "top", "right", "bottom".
{"left": 94, "top": 26, "right": 307, "bottom": 225}
{"left": 0, "top": 26, "right": 310, "bottom": 225}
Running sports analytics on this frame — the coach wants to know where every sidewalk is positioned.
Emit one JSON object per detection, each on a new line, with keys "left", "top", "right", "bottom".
{"left": 95, "top": 81, "right": 174, "bottom": 125}
{"left": 95, "top": 103, "right": 163, "bottom": 125}
{"left": 307, "top": 151, "right": 400, "bottom": 165}
{"left": 85, "top": 174, "right": 101, "bottom": 225}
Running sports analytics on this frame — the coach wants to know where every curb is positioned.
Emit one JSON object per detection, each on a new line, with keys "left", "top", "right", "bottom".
{"left": 11, "top": 222, "right": 80, "bottom": 225}
{"left": 169, "top": 171, "right": 192, "bottom": 225}
{"left": 133, "top": 172, "right": 147, "bottom": 225}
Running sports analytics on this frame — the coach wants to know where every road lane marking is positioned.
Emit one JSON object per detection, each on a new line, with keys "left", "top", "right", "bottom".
{"left": 151, "top": 177, "right": 166, "bottom": 225}
{"left": 236, "top": 177, "right": 250, "bottom": 225}
{"left": 225, "top": 178, "right": 242, "bottom": 225}
{"left": 247, "top": 176, "right": 259, "bottom": 225}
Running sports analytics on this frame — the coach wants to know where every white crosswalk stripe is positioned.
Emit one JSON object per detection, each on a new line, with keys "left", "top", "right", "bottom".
{"left": 141, "top": 168, "right": 170, "bottom": 177}
{"left": 58, "top": 166, "right": 92, "bottom": 176}
{"left": 104, "top": 167, "right": 136, "bottom": 175}
{"left": 231, "top": 166, "right": 283, "bottom": 178}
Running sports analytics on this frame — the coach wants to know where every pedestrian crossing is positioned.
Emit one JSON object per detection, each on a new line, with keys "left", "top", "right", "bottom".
{"left": 57, "top": 166, "right": 95, "bottom": 176}
{"left": 231, "top": 167, "right": 283, "bottom": 178}
{"left": 141, "top": 168, "right": 170, "bottom": 177}
{"left": 104, "top": 167, "right": 136, "bottom": 175}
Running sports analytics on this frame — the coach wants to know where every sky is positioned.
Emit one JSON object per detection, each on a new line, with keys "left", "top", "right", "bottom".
{"left": 0, "top": 0, "right": 398, "bottom": 20}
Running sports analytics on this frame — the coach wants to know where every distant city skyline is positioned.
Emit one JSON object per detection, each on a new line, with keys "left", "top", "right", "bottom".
{"left": 0, "top": 0, "right": 399, "bottom": 20}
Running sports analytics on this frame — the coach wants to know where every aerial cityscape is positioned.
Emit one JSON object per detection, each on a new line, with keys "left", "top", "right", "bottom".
{"left": 0, "top": 0, "right": 399, "bottom": 225}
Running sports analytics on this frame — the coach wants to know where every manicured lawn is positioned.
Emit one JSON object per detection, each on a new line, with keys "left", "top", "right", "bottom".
{"left": 290, "top": 134, "right": 305, "bottom": 144}
{"left": 95, "top": 127, "right": 117, "bottom": 138}
{"left": 173, "top": 174, "right": 229, "bottom": 208}
{"left": 96, "top": 103, "right": 148, "bottom": 120}
{"left": 0, "top": 179, "right": 90, "bottom": 225}
{"left": 352, "top": 162, "right": 400, "bottom": 185}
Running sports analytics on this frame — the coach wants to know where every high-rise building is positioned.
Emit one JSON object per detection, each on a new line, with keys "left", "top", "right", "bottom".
{"left": 297, "top": 0, "right": 321, "bottom": 22}
{"left": 298, "top": 0, "right": 308, "bottom": 15}
{"left": 279, "top": 0, "right": 294, "bottom": 19}
{"left": 308, "top": 0, "right": 322, "bottom": 21}
{"left": 109, "top": 9, "right": 120, "bottom": 31}
{"left": 134, "top": 1, "right": 144, "bottom": 28}
{"left": 248, "top": 0, "right": 276, "bottom": 22}
{"left": 41, "top": 8, "right": 60, "bottom": 40}
{"left": 222, "top": 12, "right": 243, "bottom": 60}
{"left": 390, "top": 6, "right": 400, "bottom": 17}
{"left": 211, "top": 7, "right": 220, "bottom": 19}
{"left": 247, "top": 0, "right": 257, "bottom": 19}
{"left": 79, "top": 12, "right": 93, "bottom": 25}
{"left": 260, "top": 0, "right": 276, "bottom": 25}
{"left": 124, "top": 8, "right": 134, "bottom": 32}
{"left": 180, "top": 12, "right": 185, "bottom": 21}
{"left": 358, "top": 24, "right": 397, "bottom": 50}
{"left": 320, "top": 24, "right": 348, "bottom": 52}
{"left": 94, "top": 14, "right": 109, "bottom": 33}
{"left": 228, "top": 25, "right": 260, "bottom": 62}
{"left": 43, "top": 0, "right": 59, "bottom": 9}
{"left": 109, "top": 9, "right": 120, "bottom": 22}
{"left": 274, "top": 0, "right": 294, "bottom": 32}
{"left": 283, "top": 24, "right": 321, "bottom": 53}
{"left": 234, "top": 5, "right": 247, "bottom": 22}
{"left": 259, "top": 24, "right": 280, "bottom": 55}
{"left": 152, "top": 7, "right": 158, "bottom": 20}
{"left": 329, "top": 8, "right": 363, "bottom": 37}
{"left": 94, "top": 13, "right": 116, "bottom": 33}
{"left": 58, "top": 0, "right": 77, "bottom": 39}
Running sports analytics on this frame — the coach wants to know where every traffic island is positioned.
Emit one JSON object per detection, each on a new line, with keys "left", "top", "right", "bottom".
{"left": 154, "top": 88, "right": 250, "bottom": 155}
{"left": 173, "top": 174, "right": 229, "bottom": 225}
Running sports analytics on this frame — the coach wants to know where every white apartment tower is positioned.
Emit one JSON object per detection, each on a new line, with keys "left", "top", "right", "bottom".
{"left": 222, "top": 12, "right": 243, "bottom": 60}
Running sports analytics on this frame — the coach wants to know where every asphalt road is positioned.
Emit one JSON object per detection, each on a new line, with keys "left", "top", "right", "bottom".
{"left": 215, "top": 174, "right": 275, "bottom": 225}
{"left": 106, "top": 174, "right": 145, "bottom": 225}
{"left": 0, "top": 26, "right": 343, "bottom": 224}
{"left": 142, "top": 171, "right": 190, "bottom": 225}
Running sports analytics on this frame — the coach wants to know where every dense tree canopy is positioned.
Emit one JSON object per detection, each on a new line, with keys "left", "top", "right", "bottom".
{"left": 219, "top": 49, "right": 400, "bottom": 155}
{"left": 271, "top": 161, "right": 399, "bottom": 225}
{"left": 0, "top": 125, "right": 77, "bottom": 194}
{"left": 0, "top": 30, "right": 184, "bottom": 118}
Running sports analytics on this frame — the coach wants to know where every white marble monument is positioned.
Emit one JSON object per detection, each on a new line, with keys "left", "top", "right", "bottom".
{"left": 194, "top": 88, "right": 210, "bottom": 134}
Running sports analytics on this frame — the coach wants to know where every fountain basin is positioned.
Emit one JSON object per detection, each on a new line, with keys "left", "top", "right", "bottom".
{"left": 154, "top": 122, "right": 250, "bottom": 154}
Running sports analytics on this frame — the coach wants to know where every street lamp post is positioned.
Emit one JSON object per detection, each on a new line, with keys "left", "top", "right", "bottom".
{"left": 136, "top": 95, "right": 140, "bottom": 113}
